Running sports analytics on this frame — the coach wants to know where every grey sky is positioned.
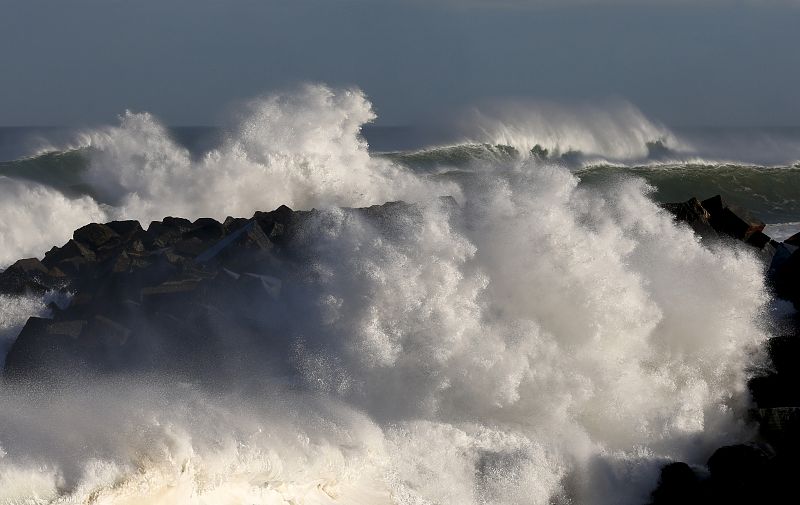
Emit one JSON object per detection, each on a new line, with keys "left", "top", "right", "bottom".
{"left": 0, "top": 0, "right": 798, "bottom": 126}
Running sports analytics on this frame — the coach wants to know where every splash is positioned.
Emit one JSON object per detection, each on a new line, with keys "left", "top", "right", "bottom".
{"left": 457, "top": 99, "right": 683, "bottom": 162}
{"left": 81, "top": 84, "right": 456, "bottom": 225}
{"left": 0, "top": 86, "right": 772, "bottom": 504}
{"left": 0, "top": 176, "right": 107, "bottom": 267}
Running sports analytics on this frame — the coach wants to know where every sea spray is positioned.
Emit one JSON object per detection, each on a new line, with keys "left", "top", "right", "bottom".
{"left": 81, "top": 84, "right": 456, "bottom": 224}
{"left": 0, "top": 85, "right": 773, "bottom": 504}
{"left": 0, "top": 176, "right": 107, "bottom": 266}
{"left": 457, "top": 99, "right": 681, "bottom": 162}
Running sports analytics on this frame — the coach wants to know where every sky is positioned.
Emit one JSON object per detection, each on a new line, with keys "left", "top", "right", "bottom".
{"left": 0, "top": 0, "right": 798, "bottom": 127}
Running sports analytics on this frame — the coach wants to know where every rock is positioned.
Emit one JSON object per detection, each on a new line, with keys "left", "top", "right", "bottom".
{"left": 91, "top": 315, "right": 131, "bottom": 346}
{"left": 662, "top": 197, "right": 716, "bottom": 236}
{"left": 184, "top": 218, "right": 226, "bottom": 242}
{"left": 43, "top": 239, "right": 96, "bottom": 265}
{"left": 6, "top": 258, "right": 50, "bottom": 276}
{"left": 701, "top": 195, "right": 765, "bottom": 241}
{"left": 73, "top": 223, "right": 120, "bottom": 249}
{"left": 771, "top": 248, "right": 800, "bottom": 309}
{"left": 195, "top": 219, "right": 272, "bottom": 263}
{"left": 45, "top": 320, "right": 87, "bottom": 338}
{"left": 144, "top": 221, "right": 184, "bottom": 249}
{"left": 754, "top": 408, "right": 800, "bottom": 452}
{"left": 173, "top": 238, "right": 208, "bottom": 257}
{"left": 0, "top": 258, "right": 65, "bottom": 295}
{"left": 105, "top": 220, "right": 144, "bottom": 243}
{"left": 3, "top": 318, "right": 86, "bottom": 381}
{"left": 746, "top": 231, "right": 772, "bottom": 250}
{"left": 111, "top": 251, "right": 132, "bottom": 273}
{"left": 706, "top": 444, "right": 770, "bottom": 503}
{"left": 162, "top": 216, "right": 193, "bottom": 231}
{"left": 648, "top": 462, "right": 701, "bottom": 505}
{"left": 140, "top": 279, "right": 203, "bottom": 305}
{"left": 785, "top": 232, "right": 800, "bottom": 248}
{"left": 749, "top": 334, "right": 800, "bottom": 408}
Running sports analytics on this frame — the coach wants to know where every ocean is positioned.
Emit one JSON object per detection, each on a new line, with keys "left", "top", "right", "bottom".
{"left": 0, "top": 85, "right": 795, "bottom": 504}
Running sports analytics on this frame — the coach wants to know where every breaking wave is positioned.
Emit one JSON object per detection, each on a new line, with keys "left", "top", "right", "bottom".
{"left": 0, "top": 85, "right": 778, "bottom": 504}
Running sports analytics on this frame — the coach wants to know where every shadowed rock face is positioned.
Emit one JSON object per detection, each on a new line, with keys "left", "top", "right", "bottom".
{"left": 0, "top": 199, "right": 432, "bottom": 383}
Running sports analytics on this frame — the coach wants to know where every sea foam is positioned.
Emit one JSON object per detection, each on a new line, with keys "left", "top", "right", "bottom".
{"left": 0, "top": 85, "right": 771, "bottom": 505}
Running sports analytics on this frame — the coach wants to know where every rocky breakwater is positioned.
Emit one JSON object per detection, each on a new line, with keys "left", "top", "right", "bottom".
{"left": 651, "top": 195, "right": 800, "bottom": 505}
{"left": 0, "top": 199, "right": 437, "bottom": 383}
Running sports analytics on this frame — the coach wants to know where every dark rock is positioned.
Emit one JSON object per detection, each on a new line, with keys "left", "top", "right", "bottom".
{"left": 6, "top": 258, "right": 50, "bottom": 276}
{"left": 43, "top": 239, "right": 96, "bottom": 266}
{"left": 140, "top": 279, "right": 203, "bottom": 304}
{"left": 754, "top": 408, "right": 800, "bottom": 452}
{"left": 184, "top": 218, "right": 225, "bottom": 243}
{"left": 649, "top": 462, "right": 701, "bottom": 505}
{"left": 3, "top": 318, "right": 87, "bottom": 381}
{"left": 173, "top": 238, "right": 209, "bottom": 257}
{"left": 662, "top": 197, "right": 717, "bottom": 237}
{"left": 749, "top": 334, "right": 800, "bottom": 408}
{"left": 162, "top": 216, "right": 193, "bottom": 231}
{"left": 73, "top": 223, "right": 120, "bottom": 249}
{"left": 785, "top": 232, "right": 800, "bottom": 248}
{"left": 90, "top": 315, "right": 131, "bottom": 346}
{"left": 746, "top": 231, "right": 772, "bottom": 250}
{"left": 105, "top": 220, "right": 144, "bottom": 240}
{"left": 706, "top": 444, "right": 769, "bottom": 491}
{"left": 772, "top": 248, "right": 800, "bottom": 310}
{"left": 701, "top": 195, "right": 765, "bottom": 241}
{"left": 0, "top": 258, "right": 65, "bottom": 296}
{"left": 707, "top": 444, "right": 770, "bottom": 503}
{"left": 111, "top": 251, "right": 132, "bottom": 273}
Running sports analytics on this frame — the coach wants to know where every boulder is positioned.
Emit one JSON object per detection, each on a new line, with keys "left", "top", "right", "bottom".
{"left": 105, "top": 220, "right": 144, "bottom": 241}
{"left": 771, "top": 248, "right": 800, "bottom": 309}
{"left": 706, "top": 444, "right": 770, "bottom": 503}
{"left": 754, "top": 408, "right": 800, "bottom": 452}
{"left": 785, "top": 232, "right": 800, "bottom": 248}
{"left": 648, "top": 462, "right": 701, "bottom": 505}
{"left": 701, "top": 195, "right": 765, "bottom": 241}
{"left": 73, "top": 223, "right": 120, "bottom": 249}
{"left": 662, "top": 197, "right": 716, "bottom": 236}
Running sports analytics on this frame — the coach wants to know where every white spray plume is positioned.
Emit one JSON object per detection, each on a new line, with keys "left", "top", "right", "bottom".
{"left": 0, "top": 85, "right": 771, "bottom": 505}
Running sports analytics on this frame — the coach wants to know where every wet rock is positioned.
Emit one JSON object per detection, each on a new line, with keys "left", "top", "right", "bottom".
{"left": 105, "top": 220, "right": 144, "bottom": 241}
{"left": 754, "top": 408, "right": 800, "bottom": 452}
{"left": 701, "top": 195, "right": 765, "bottom": 241}
{"left": 772, "top": 248, "right": 800, "bottom": 310}
{"left": 73, "top": 223, "right": 120, "bottom": 249}
{"left": 6, "top": 258, "right": 50, "bottom": 276}
{"left": 746, "top": 231, "right": 772, "bottom": 250}
{"left": 648, "top": 462, "right": 701, "bottom": 505}
{"left": 43, "top": 239, "right": 96, "bottom": 266}
{"left": 785, "top": 232, "right": 800, "bottom": 248}
{"left": 664, "top": 195, "right": 768, "bottom": 245}
{"left": 662, "top": 197, "right": 716, "bottom": 236}
{"left": 0, "top": 258, "right": 65, "bottom": 295}
{"left": 749, "top": 334, "right": 800, "bottom": 408}
{"left": 705, "top": 444, "right": 770, "bottom": 503}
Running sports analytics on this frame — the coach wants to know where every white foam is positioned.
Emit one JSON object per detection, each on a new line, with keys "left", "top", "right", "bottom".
{"left": 0, "top": 176, "right": 107, "bottom": 267}
{"left": 458, "top": 99, "right": 685, "bottom": 162}
{"left": 0, "top": 86, "right": 772, "bottom": 504}
{"left": 80, "top": 84, "right": 457, "bottom": 225}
